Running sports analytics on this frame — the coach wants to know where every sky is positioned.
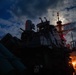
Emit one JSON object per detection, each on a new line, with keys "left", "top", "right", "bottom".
{"left": 0, "top": 0, "right": 76, "bottom": 43}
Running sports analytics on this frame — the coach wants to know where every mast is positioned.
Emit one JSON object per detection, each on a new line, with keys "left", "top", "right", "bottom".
{"left": 71, "top": 32, "right": 73, "bottom": 43}
{"left": 57, "top": 12, "right": 59, "bottom": 21}
{"left": 71, "top": 32, "right": 74, "bottom": 48}
{"left": 56, "top": 12, "right": 65, "bottom": 42}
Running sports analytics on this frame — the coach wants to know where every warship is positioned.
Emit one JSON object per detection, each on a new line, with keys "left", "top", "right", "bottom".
{"left": 0, "top": 13, "right": 75, "bottom": 75}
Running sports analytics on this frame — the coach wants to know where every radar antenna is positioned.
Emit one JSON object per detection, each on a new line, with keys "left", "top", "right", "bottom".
{"left": 39, "top": 17, "right": 43, "bottom": 23}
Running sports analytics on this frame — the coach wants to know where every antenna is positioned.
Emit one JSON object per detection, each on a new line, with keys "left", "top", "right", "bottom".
{"left": 57, "top": 12, "right": 60, "bottom": 21}
{"left": 71, "top": 31, "right": 73, "bottom": 42}
{"left": 71, "top": 31, "right": 74, "bottom": 48}
{"left": 39, "top": 17, "right": 43, "bottom": 23}
{"left": 44, "top": 17, "right": 47, "bottom": 21}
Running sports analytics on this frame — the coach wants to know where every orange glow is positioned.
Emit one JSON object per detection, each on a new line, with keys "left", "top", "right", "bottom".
{"left": 72, "top": 61, "right": 76, "bottom": 70}
{"left": 70, "top": 56, "right": 76, "bottom": 70}
{"left": 72, "top": 61, "right": 76, "bottom": 67}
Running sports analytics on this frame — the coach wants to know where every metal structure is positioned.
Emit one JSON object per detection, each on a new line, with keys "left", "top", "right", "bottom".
{"left": 55, "top": 12, "right": 74, "bottom": 44}
{"left": 0, "top": 16, "right": 75, "bottom": 75}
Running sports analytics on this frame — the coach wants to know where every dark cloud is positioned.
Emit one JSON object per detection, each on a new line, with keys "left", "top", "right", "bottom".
{"left": 65, "top": 6, "right": 76, "bottom": 11}
{"left": 11, "top": 0, "right": 63, "bottom": 18}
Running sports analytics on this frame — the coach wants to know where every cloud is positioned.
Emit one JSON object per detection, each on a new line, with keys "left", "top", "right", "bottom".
{"left": 0, "top": 19, "right": 12, "bottom": 26}
{"left": 65, "top": 6, "right": 76, "bottom": 11}
{"left": 0, "top": 18, "right": 24, "bottom": 39}
{"left": 0, "top": 0, "right": 76, "bottom": 43}
{"left": 11, "top": 0, "right": 63, "bottom": 19}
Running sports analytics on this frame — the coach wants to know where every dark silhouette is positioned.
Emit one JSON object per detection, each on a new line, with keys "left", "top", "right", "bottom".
{"left": 0, "top": 18, "right": 74, "bottom": 75}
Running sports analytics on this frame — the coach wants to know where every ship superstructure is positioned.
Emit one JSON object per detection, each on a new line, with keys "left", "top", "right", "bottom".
{"left": 0, "top": 16, "right": 75, "bottom": 75}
